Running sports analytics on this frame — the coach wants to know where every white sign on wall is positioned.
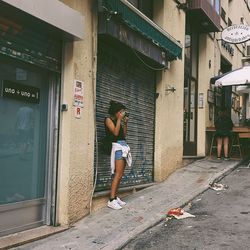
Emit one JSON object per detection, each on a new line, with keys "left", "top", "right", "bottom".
{"left": 74, "top": 106, "right": 82, "bottom": 119}
{"left": 73, "top": 79, "right": 84, "bottom": 107}
{"left": 221, "top": 25, "right": 250, "bottom": 44}
{"left": 198, "top": 93, "right": 204, "bottom": 109}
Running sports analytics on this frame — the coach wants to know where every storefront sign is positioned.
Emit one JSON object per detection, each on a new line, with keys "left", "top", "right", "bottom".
{"left": 73, "top": 80, "right": 84, "bottom": 107}
{"left": 2, "top": 80, "right": 40, "bottom": 103}
{"left": 221, "top": 40, "right": 234, "bottom": 56}
{"left": 221, "top": 25, "right": 250, "bottom": 44}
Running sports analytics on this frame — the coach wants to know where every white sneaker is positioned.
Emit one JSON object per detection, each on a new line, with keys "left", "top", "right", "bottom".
{"left": 116, "top": 197, "right": 126, "bottom": 206}
{"left": 107, "top": 199, "right": 122, "bottom": 210}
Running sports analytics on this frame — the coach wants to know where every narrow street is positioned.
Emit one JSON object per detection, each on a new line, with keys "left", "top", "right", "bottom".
{"left": 122, "top": 161, "right": 250, "bottom": 250}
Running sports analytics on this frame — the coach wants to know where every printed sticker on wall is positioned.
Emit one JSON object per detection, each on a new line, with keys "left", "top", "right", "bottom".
{"left": 198, "top": 93, "right": 204, "bottom": 109}
{"left": 75, "top": 106, "right": 82, "bottom": 119}
{"left": 73, "top": 80, "right": 84, "bottom": 107}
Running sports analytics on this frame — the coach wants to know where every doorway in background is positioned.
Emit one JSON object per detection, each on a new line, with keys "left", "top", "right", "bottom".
{"left": 183, "top": 24, "right": 198, "bottom": 156}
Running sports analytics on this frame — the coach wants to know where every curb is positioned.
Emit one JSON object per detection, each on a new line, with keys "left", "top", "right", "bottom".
{"left": 211, "top": 159, "right": 244, "bottom": 184}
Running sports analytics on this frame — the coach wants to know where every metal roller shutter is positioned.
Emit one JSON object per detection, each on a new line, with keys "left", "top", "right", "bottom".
{"left": 95, "top": 42, "right": 156, "bottom": 191}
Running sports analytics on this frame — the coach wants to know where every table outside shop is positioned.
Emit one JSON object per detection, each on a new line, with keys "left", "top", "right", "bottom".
{"left": 206, "top": 126, "right": 250, "bottom": 166}
{"left": 206, "top": 126, "right": 250, "bottom": 134}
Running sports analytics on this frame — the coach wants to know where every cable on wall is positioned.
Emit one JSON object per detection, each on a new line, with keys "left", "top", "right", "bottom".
{"left": 131, "top": 47, "right": 170, "bottom": 71}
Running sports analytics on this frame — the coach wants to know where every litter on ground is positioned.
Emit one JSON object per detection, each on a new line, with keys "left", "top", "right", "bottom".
{"left": 209, "top": 182, "right": 228, "bottom": 191}
{"left": 166, "top": 208, "right": 195, "bottom": 220}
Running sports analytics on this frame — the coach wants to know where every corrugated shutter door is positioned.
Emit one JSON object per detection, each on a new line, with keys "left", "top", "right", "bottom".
{"left": 95, "top": 43, "right": 155, "bottom": 191}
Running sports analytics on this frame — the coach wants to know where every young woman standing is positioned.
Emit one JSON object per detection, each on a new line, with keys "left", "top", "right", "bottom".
{"left": 105, "top": 101, "right": 131, "bottom": 210}
{"left": 214, "top": 107, "right": 234, "bottom": 160}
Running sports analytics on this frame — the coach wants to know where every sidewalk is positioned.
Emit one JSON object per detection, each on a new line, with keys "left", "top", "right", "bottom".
{"left": 13, "top": 157, "right": 241, "bottom": 250}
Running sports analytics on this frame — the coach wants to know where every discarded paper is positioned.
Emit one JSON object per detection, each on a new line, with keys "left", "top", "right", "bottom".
{"left": 166, "top": 208, "right": 195, "bottom": 220}
{"left": 210, "top": 182, "right": 228, "bottom": 191}
{"left": 172, "top": 211, "right": 196, "bottom": 220}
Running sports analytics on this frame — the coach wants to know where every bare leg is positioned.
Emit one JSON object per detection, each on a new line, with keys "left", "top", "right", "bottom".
{"left": 217, "top": 137, "right": 222, "bottom": 158}
{"left": 110, "top": 159, "right": 125, "bottom": 199}
{"left": 223, "top": 137, "right": 229, "bottom": 158}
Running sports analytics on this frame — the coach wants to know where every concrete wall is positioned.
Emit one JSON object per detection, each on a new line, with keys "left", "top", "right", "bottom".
{"left": 197, "top": 34, "right": 216, "bottom": 156}
{"left": 154, "top": 1, "right": 185, "bottom": 181}
{"left": 57, "top": 0, "right": 96, "bottom": 225}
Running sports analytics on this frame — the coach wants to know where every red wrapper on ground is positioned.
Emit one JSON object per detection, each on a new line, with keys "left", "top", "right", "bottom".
{"left": 167, "top": 208, "right": 184, "bottom": 216}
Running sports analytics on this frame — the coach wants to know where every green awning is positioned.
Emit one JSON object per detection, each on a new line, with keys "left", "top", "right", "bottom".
{"left": 101, "top": 0, "right": 182, "bottom": 60}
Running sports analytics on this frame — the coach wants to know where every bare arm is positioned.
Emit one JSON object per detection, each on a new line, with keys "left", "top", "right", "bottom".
{"left": 105, "top": 113, "right": 123, "bottom": 136}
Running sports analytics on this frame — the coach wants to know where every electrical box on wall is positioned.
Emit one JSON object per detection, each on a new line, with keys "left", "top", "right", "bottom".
{"left": 61, "top": 104, "right": 68, "bottom": 111}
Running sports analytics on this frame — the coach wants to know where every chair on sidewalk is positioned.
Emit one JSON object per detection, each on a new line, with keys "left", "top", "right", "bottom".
{"left": 230, "top": 133, "right": 242, "bottom": 158}
{"left": 209, "top": 133, "right": 217, "bottom": 157}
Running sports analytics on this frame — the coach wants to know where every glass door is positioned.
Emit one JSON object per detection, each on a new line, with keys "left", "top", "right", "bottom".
{"left": 183, "top": 24, "right": 198, "bottom": 156}
{"left": 183, "top": 78, "right": 198, "bottom": 155}
{"left": 0, "top": 56, "right": 51, "bottom": 236}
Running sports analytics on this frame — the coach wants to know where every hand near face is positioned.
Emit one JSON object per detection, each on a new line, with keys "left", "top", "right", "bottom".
{"left": 117, "top": 110, "right": 124, "bottom": 121}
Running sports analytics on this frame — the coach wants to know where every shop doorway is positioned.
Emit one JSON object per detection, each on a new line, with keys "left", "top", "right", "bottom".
{"left": 183, "top": 25, "right": 198, "bottom": 156}
{"left": 183, "top": 77, "right": 198, "bottom": 155}
{"left": 0, "top": 56, "right": 58, "bottom": 236}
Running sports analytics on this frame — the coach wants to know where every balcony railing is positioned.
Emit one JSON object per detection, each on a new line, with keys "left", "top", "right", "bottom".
{"left": 187, "top": 0, "right": 220, "bottom": 32}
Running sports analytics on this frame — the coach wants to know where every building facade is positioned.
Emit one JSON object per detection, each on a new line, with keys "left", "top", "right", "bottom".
{"left": 183, "top": 0, "right": 250, "bottom": 157}
{"left": 0, "top": 0, "right": 249, "bottom": 240}
{"left": 203, "top": 0, "right": 250, "bottom": 154}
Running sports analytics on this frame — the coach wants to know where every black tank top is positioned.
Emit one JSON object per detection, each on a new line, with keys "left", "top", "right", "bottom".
{"left": 104, "top": 117, "right": 125, "bottom": 142}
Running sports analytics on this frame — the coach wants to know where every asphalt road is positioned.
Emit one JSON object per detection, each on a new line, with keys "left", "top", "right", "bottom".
{"left": 122, "top": 161, "right": 250, "bottom": 250}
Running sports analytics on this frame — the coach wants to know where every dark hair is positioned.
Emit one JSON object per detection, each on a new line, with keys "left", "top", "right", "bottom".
{"left": 108, "top": 100, "right": 126, "bottom": 115}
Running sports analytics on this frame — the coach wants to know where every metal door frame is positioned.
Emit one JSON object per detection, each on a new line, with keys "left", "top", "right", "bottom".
{"left": 183, "top": 76, "right": 198, "bottom": 156}
{"left": 44, "top": 73, "right": 60, "bottom": 226}
{"left": 183, "top": 22, "right": 199, "bottom": 156}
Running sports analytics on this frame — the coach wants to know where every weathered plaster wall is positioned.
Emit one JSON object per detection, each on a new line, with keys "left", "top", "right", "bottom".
{"left": 57, "top": 0, "right": 96, "bottom": 225}
{"left": 198, "top": 34, "right": 215, "bottom": 156}
{"left": 154, "top": 1, "right": 185, "bottom": 181}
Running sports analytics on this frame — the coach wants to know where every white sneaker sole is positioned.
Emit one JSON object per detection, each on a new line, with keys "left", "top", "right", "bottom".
{"left": 117, "top": 202, "right": 126, "bottom": 206}
{"left": 116, "top": 198, "right": 126, "bottom": 206}
{"left": 107, "top": 203, "right": 122, "bottom": 210}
